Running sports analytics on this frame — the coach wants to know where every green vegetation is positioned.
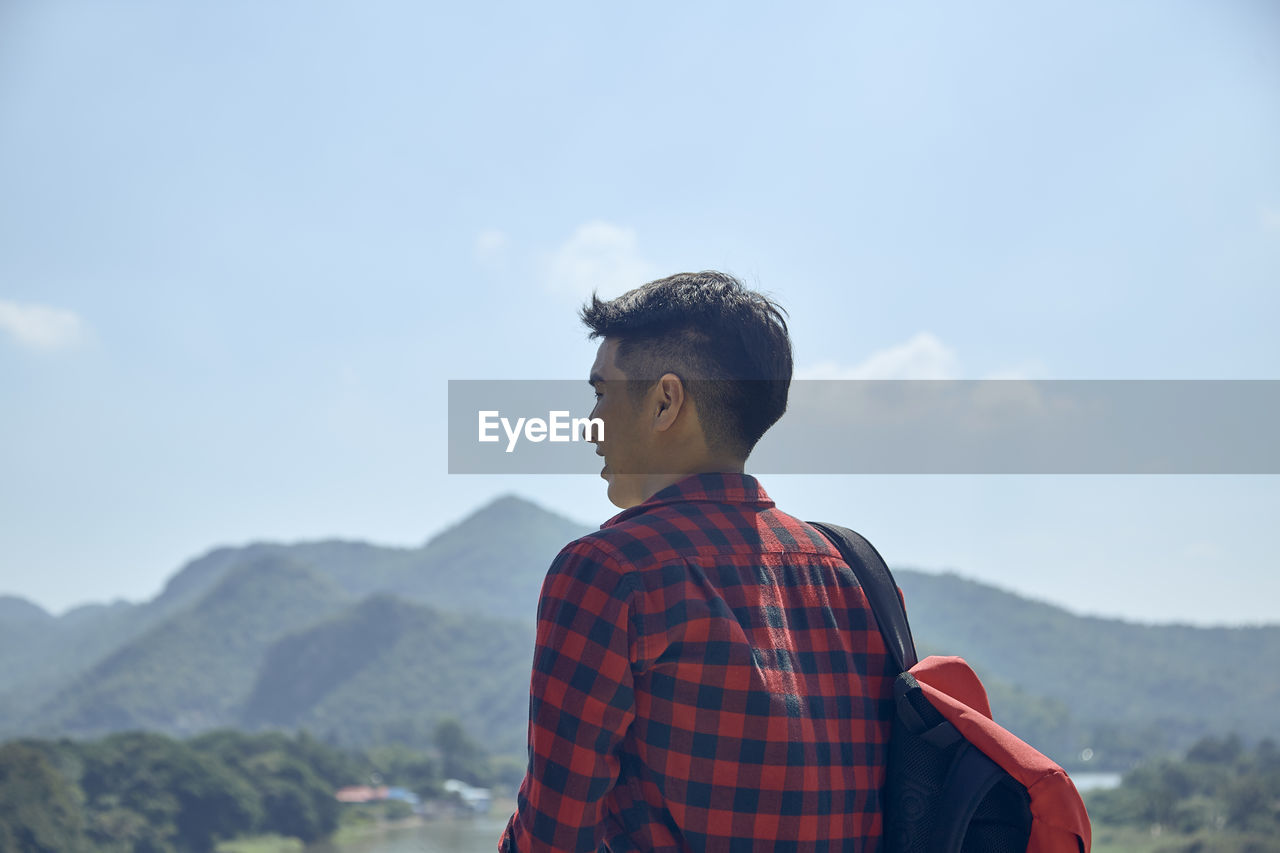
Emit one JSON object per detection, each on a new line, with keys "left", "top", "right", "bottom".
{"left": 0, "top": 495, "right": 578, "bottom": 752}
{"left": 0, "top": 741, "right": 85, "bottom": 853}
{"left": 895, "top": 570, "right": 1280, "bottom": 769}
{"left": 1088, "top": 735, "right": 1280, "bottom": 852}
{"left": 0, "top": 718, "right": 509, "bottom": 853}
{"left": 32, "top": 558, "right": 350, "bottom": 739}
{"left": 240, "top": 594, "right": 535, "bottom": 756}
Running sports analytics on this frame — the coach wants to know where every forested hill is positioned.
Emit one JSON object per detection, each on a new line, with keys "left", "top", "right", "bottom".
{"left": 241, "top": 594, "right": 535, "bottom": 754}
{"left": 894, "top": 570, "right": 1280, "bottom": 766}
{"left": 1, "top": 495, "right": 1275, "bottom": 770}
{"left": 899, "top": 570, "right": 1280, "bottom": 733}
{"left": 0, "top": 495, "right": 585, "bottom": 746}
{"left": 32, "top": 556, "right": 350, "bottom": 736}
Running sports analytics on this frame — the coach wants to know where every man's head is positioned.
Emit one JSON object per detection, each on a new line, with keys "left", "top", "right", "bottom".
{"left": 580, "top": 271, "right": 792, "bottom": 507}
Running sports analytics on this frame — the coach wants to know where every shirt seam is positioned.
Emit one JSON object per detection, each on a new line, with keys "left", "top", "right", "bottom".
{"left": 564, "top": 534, "right": 648, "bottom": 670}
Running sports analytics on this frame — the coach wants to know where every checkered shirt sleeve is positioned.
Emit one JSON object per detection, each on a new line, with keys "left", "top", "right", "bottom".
{"left": 503, "top": 540, "right": 638, "bottom": 852}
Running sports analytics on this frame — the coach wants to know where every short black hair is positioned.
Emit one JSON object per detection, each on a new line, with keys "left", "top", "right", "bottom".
{"left": 579, "top": 271, "right": 792, "bottom": 458}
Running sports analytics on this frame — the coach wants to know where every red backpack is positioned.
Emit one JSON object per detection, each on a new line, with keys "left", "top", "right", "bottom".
{"left": 810, "top": 522, "right": 1092, "bottom": 853}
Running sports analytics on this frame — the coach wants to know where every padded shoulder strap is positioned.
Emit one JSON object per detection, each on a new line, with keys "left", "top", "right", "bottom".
{"left": 808, "top": 521, "right": 918, "bottom": 673}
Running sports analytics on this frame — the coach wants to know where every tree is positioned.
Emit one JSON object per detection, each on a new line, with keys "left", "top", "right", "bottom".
{"left": 244, "top": 751, "right": 338, "bottom": 843}
{"left": 367, "top": 744, "right": 443, "bottom": 799}
{"left": 1186, "top": 733, "right": 1244, "bottom": 766}
{"left": 190, "top": 729, "right": 349, "bottom": 844}
{"left": 434, "top": 716, "right": 490, "bottom": 785}
{"left": 0, "top": 742, "right": 86, "bottom": 853}
{"left": 172, "top": 752, "right": 261, "bottom": 852}
{"left": 76, "top": 731, "right": 258, "bottom": 853}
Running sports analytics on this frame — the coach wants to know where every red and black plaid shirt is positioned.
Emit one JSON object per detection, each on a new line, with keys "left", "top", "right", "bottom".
{"left": 501, "top": 473, "right": 897, "bottom": 852}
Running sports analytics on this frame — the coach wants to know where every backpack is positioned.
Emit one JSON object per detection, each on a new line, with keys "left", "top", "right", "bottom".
{"left": 809, "top": 521, "right": 1092, "bottom": 853}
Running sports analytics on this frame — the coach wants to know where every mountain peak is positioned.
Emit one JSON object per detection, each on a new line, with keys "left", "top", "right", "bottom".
{"left": 424, "top": 493, "right": 589, "bottom": 547}
{"left": 474, "top": 492, "right": 568, "bottom": 519}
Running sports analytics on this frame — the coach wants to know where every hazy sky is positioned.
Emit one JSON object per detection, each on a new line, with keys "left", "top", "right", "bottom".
{"left": 2, "top": 1, "right": 1277, "bottom": 624}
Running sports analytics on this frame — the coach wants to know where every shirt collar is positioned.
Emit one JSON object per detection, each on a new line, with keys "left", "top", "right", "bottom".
{"left": 601, "top": 472, "right": 775, "bottom": 528}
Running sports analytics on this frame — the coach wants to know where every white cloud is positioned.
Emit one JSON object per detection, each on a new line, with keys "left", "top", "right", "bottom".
{"left": 982, "top": 360, "right": 1049, "bottom": 380}
{"left": 0, "top": 299, "right": 84, "bottom": 351}
{"left": 474, "top": 229, "right": 509, "bottom": 266}
{"left": 1262, "top": 205, "right": 1280, "bottom": 234}
{"left": 798, "top": 332, "right": 960, "bottom": 379}
{"left": 543, "top": 221, "right": 656, "bottom": 299}
{"left": 797, "top": 333, "right": 1046, "bottom": 380}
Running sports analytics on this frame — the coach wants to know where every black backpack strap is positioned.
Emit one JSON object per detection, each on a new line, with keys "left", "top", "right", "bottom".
{"left": 808, "top": 521, "right": 918, "bottom": 672}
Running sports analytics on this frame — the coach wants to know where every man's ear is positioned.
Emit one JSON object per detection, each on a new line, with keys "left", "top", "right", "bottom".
{"left": 651, "top": 373, "right": 686, "bottom": 432}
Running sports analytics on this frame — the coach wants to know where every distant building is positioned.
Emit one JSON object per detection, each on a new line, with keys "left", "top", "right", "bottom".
{"left": 385, "top": 786, "right": 422, "bottom": 806}
{"left": 335, "top": 783, "right": 424, "bottom": 815}
{"left": 335, "top": 785, "right": 388, "bottom": 803}
{"left": 443, "top": 778, "right": 492, "bottom": 813}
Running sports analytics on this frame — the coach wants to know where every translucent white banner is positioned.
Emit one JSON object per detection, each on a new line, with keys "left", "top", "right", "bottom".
{"left": 447, "top": 380, "right": 1280, "bottom": 474}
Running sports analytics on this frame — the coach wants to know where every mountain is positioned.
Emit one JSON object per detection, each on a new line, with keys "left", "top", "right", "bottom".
{"left": 139, "top": 494, "right": 590, "bottom": 621}
{"left": 0, "top": 595, "right": 51, "bottom": 627}
{"left": 1, "top": 492, "right": 1276, "bottom": 771}
{"left": 0, "top": 496, "right": 582, "bottom": 728}
{"left": 0, "top": 595, "right": 53, "bottom": 681}
{"left": 241, "top": 594, "right": 535, "bottom": 753}
{"left": 0, "top": 597, "right": 57, "bottom": 714}
{"left": 0, "top": 495, "right": 582, "bottom": 745}
{"left": 895, "top": 569, "right": 1280, "bottom": 764}
{"left": 388, "top": 494, "right": 593, "bottom": 621}
{"left": 0, "top": 597, "right": 143, "bottom": 730}
{"left": 29, "top": 555, "right": 349, "bottom": 737}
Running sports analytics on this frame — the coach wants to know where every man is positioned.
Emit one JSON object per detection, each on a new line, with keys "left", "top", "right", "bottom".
{"left": 501, "top": 271, "right": 896, "bottom": 852}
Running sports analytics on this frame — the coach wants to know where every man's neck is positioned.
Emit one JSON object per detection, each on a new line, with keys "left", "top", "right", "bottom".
{"left": 637, "top": 458, "right": 746, "bottom": 504}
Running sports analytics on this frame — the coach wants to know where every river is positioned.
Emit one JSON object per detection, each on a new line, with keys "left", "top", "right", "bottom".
{"left": 308, "top": 816, "right": 509, "bottom": 853}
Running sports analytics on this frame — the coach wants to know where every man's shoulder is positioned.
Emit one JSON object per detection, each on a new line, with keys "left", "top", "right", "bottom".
{"left": 554, "top": 518, "right": 666, "bottom": 570}
{"left": 561, "top": 502, "right": 845, "bottom": 570}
